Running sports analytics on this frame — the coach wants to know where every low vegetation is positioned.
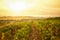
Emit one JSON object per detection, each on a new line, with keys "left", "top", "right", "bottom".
{"left": 0, "top": 17, "right": 60, "bottom": 40}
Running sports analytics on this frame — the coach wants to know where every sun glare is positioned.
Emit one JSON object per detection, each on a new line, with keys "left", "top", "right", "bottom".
{"left": 0, "top": 0, "right": 60, "bottom": 16}
{"left": 7, "top": 0, "right": 38, "bottom": 15}
{"left": 8, "top": 2, "right": 26, "bottom": 13}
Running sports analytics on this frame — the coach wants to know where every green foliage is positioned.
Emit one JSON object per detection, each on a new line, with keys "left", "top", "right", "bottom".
{"left": 0, "top": 17, "right": 60, "bottom": 40}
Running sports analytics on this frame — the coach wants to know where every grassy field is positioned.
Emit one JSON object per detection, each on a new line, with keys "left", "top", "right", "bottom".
{"left": 0, "top": 17, "right": 60, "bottom": 40}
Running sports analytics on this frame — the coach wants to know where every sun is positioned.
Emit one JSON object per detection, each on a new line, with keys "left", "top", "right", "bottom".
{"left": 8, "top": 2, "right": 26, "bottom": 13}
{"left": 7, "top": 0, "right": 37, "bottom": 15}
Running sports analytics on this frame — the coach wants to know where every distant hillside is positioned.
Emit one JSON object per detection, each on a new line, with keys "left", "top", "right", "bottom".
{"left": 0, "top": 16, "right": 60, "bottom": 20}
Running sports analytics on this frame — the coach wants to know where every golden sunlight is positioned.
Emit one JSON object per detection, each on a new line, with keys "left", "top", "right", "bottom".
{"left": 0, "top": 0, "right": 60, "bottom": 17}
{"left": 7, "top": 0, "right": 38, "bottom": 15}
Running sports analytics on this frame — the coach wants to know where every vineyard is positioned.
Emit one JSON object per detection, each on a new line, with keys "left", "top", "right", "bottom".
{"left": 0, "top": 17, "right": 60, "bottom": 40}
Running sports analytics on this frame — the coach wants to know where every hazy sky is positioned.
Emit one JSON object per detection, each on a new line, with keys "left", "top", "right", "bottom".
{"left": 0, "top": 0, "right": 60, "bottom": 17}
